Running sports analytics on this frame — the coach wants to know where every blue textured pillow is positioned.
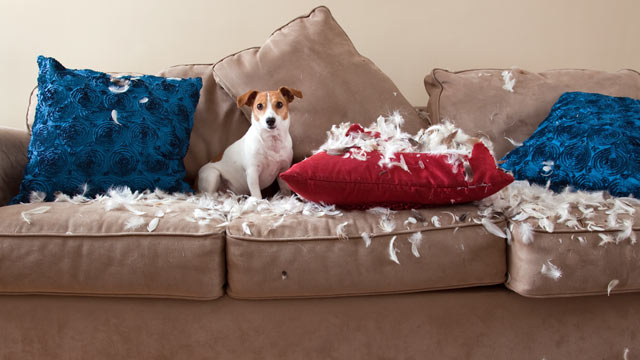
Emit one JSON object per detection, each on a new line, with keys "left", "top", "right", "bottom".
{"left": 11, "top": 56, "right": 202, "bottom": 203}
{"left": 501, "top": 92, "right": 640, "bottom": 197}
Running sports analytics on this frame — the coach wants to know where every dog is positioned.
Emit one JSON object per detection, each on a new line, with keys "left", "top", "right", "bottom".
{"left": 197, "top": 86, "right": 303, "bottom": 199}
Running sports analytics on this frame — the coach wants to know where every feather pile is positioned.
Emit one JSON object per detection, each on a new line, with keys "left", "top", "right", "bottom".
{"left": 46, "top": 187, "right": 343, "bottom": 233}
{"left": 315, "top": 113, "right": 494, "bottom": 172}
{"left": 478, "top": 181, "right": 638, "bottom": 244}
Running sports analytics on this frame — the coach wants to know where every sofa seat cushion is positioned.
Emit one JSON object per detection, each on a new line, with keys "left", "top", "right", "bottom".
{"left": 485, "top": 182, "right": 640, "bottom": 297}
{"left": 508, "top": 209, "right": 640, "bottom": 297}
{"left": 0, "top": 199, "right": 226, "bottom": 300}
{"left": 225, "top": 204, "right": 506, "bottom": 299}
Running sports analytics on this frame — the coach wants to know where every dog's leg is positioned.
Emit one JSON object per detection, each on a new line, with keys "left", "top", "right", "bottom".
{"left": 246, "top": 168, "right": 262, "bottom": 199}
{"left": 197, "top": 163, "right": 222, "bottom": 195}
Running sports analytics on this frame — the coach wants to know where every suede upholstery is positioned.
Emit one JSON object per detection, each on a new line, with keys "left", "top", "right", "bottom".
{"left": 508, "top": 208, "right": 640, "bottom": 297}
{"left": 226, "top": 205, "right": 506, "bottom": 299}
{"left": 157, "top": 64, "right": 249, "bottom": 186}
{"left": 1, "top": 288, "right": 638, "bottom": 359}
{"left": 424, "top": 68, "right": 640, "bottom": 159}
{"left": 213, "top": 6, "right": 426, "bottom": 162}
{"left": 4, "top": 6, "right": 640, "bottom": 358}
{"left": 0, "top": 201, "right": 226, "bottom": 300}
{"left": 0, "top": 127, "right": 30, "bottom": 206}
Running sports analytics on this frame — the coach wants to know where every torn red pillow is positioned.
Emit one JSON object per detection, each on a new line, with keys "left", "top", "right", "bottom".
{"left": 280, "top": 142, "right": 514, "bottom": 209}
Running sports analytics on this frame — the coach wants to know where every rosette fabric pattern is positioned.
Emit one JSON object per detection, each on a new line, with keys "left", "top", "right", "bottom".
{"left": 500, "top": 92, "right": 640, "bottom": 197}
{"left": 11, "top": 56, "right": 202, "bottom": 203}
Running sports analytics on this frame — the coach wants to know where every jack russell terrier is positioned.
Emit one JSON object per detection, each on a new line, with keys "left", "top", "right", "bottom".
{"left": 197, "top": 86, "right": 303, "bottom": 199}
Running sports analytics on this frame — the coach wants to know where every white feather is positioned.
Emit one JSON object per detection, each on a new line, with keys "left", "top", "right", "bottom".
{"left": 598, "top": 233, "right": 614, "bottom": 246}
{"left": 512, "top": 212, "right": 529, "bottom": 221}
{"left": 624, "top": 348, "right": 630, "bottom": 360}
{"left": 21, "top": 206, "right": 51, "bottom": 224}
{"left": 538, "top": 218, "right": 555, "bottom": 233}
{"left": 111, "top": 110, "right": 121, "bottom": 126}
{"left": 361, "top": 232, "right": 372, "bottom": 247}
{"left": 501, "top": 70, "right": 516, "bottom": 92}
{"left": 124, "top": 204, "right": 146, "bottom": 216}
{"left": 442, "top": 211, "right": 457, "bottom": 224}
{"left": 108, "top": 78, "right": 130, "bottom": 93}
{"left": 242, "top": 222, "right": 252, "bottom": 236}
{"left": 616, "top": 220, "right": 633, "bottom": 244}
{"left": 607, "top": 279, "right": 619, "bottom": 296}
{"left": 408, "top": 232, "right": 423, "bottom": 257}
{"left": 404, "top": 217, "right": 417, "bottom": 227}
{"left": 29, "top": 191, "right": 47, "bottom": 203}
{"left": 541, "top": 260, "right": 562, "bottom": 280}
{"left": 587, "top": 223, "right": 605, "bottom": 232}
{"left": 378, "top": 216, "right": 396, "bottom": 233}
{"left": 388, "top": 236, "right": 400, "bottom": 264}
{"left": 505, "top": 136, "right": 523, "bottom": 147}
{"left": 270, "top": 216, "right": 286, "bottom": 230}
{"left": 431, "top": 216, "right": 441, "bottom": 228}
{"left": 147, "top": 217, "right": 159, "bottom": 232}
{"left": 125, "top": 216, "right": 145, "bottom": 230}
{"left": 336, "top": 221, "right": 349, "bottom": 240}
{"left": 482, "top": 218, "right": 507, "bottom": 238}
{"left": 518, "top": 222, "right": 534, "bottom": 244}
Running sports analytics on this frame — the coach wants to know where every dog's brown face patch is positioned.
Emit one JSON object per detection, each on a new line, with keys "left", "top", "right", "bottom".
{"left": 252, "top": 91, "right": 290, "bottom": 121}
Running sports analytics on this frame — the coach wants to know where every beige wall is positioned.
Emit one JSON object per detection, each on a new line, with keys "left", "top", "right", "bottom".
{"left": 1, "top": 0, "right": 638, "bottom": 130}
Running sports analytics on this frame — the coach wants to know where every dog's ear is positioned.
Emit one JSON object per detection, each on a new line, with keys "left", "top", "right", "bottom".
{"left": 237, "top": 90, "right": 258, "bottom": 108}
{"left": 278, "top": 87, "right": 303, "bottom": 103}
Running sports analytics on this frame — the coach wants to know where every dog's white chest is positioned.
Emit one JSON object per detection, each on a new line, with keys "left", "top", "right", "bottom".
{"left": 251, "top": 133, "right": 292, "bottom": 187}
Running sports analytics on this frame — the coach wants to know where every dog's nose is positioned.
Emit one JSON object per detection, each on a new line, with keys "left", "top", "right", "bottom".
{"left": 266, "top": 117, "right": 276, "bottom": 127}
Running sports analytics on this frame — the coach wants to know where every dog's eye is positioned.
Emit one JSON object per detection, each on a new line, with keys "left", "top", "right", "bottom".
{"left": 256, "top": 103, "right": 263, "bottom": 110}
{"left": 276, "top": 101, "right": 284, "bottom": 109}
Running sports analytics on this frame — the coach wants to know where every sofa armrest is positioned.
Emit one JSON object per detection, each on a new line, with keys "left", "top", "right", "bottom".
{"left": 0, "top": 127, "right": 30, "bottom": 206}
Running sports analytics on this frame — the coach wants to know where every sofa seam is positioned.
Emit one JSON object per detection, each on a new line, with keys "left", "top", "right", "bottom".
{"left": 0, "top": 290, "right": 222, "bottom": 301}
{"left": 505, "top": 283, "right": 640, "bottom": 298}
{"left": 225, "top": 280, "right": 506, "bottom": 300}
{"left": 0, "top": 231, "right": 225, "bottom": 238}
{"left": 225, "top": 220, "right": 505, "bottom": 242}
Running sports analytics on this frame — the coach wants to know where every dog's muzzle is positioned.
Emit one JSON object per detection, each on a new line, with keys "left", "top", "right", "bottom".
{"left": 266, "top": 117, "right": 276, "bottom": 129}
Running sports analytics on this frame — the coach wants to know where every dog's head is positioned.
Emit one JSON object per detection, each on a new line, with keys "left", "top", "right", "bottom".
{"left": 237, "top": 87, "right": 303, "bottom": 131}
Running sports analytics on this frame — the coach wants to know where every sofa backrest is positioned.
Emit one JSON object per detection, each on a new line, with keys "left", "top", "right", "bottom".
{"left": 425, "top": 68, "right": 640, "bottom": 159}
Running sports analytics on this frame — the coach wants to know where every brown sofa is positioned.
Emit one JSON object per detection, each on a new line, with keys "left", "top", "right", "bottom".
{"left": 1, "top": 6, "right": 639, "bottom": 359}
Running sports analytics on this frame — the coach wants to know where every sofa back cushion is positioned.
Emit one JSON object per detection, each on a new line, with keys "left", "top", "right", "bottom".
{"left": 157, "top": 64, "right": 250, "bottom": 185}
{"left": 424, "top": 68, "right": 640, "bottom": 159}
{"left": 212, "top": 6, "right": 426, "bottom": 162}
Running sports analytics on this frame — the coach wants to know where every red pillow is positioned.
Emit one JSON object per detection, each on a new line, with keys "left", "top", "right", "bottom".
{"left": 280, "top": 142, "right": 513, "bottom": 209}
